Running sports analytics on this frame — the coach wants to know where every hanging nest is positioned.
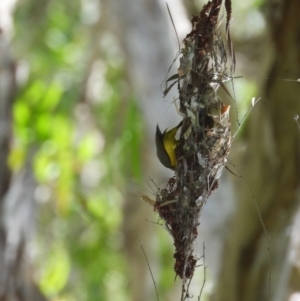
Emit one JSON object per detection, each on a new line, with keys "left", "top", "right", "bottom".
{"left": 154, "top": 0, "right": 234, "bottom": 281}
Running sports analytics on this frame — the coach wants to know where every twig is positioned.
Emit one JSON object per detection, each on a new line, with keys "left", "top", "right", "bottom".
{"left": 198, "top": 243, "right": 207, "bottom": 301}
{"left": 232, "top": 97, "right": 261, "bottom": 141}
{"left": 294, "top": 115, "right": 300, "bottom": 132}
{"left": 134, "top": 232, "right": 160, "bottom": 301}
{"left": 229, "top": 164, "right": 272, "bottom": 301}
{"left": 166, "top": 3, "right": 180, "bottom": 52}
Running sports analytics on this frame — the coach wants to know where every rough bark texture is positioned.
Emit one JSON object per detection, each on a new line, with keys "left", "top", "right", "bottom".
{"left": 212, "top": 0, "right": 300, "bottom": 300}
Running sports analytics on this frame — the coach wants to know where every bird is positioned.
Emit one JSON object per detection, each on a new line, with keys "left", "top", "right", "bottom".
{"left": 155, "top": 121, "right": 182, "bottom": 170}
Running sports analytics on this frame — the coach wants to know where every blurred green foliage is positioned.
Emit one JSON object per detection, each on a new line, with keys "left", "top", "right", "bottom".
{"left": 11, "top": 0, "right": 145, "bottom": 300}
{"left": 10, "top": 0, "right": 263, "bottom": 299}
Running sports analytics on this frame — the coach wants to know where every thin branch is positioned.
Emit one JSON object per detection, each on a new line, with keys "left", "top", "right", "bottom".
{"left": 134, "top": 232, "right": 160, "bottom": 301}
{"left": 166, "top": 3, "right": 180, "bottom": 52}
{"left": 229, "top": 165, "right": 272, "bottom": 301}
{"left": 198, "top": 243, "right": 207, "bottom": 301}
{"left": 294, "top": 115, "right": 300, "bottom": 132}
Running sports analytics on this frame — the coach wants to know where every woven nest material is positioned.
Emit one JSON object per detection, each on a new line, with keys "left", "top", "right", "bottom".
{"left": 155, "top": 0, "right": 234, "bottom": 281}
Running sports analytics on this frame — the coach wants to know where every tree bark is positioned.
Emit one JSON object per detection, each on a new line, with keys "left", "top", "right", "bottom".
{"left": 212, "top": 0, "right": 300, "bottom": 300}
{"left": 0, "top": 2, "right": 47, "bottom": 300}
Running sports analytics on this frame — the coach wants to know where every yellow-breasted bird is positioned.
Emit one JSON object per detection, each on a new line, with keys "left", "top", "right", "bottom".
{"left": 155, "top": 121, "right": 182, "bottom": 170}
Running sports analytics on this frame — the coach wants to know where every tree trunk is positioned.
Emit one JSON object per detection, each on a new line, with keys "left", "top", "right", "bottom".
{"left": 212, "top": 0, "right": 300, "bottom": 300}
{"left": 0, "top": 2, "right": 47, "bottom": 300}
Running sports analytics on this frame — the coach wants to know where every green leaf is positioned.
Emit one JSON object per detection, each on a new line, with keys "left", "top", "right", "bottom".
{"left": 39, "top": 245, "right": 70, "bottom": 296}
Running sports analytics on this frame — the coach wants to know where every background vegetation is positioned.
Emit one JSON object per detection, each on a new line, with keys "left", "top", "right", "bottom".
{"left": 1, "top": 0, "right": 299, "bottom": 300}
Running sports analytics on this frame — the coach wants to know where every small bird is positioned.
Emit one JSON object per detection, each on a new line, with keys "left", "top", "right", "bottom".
{"left": 155, "top": 121, "right": 182, "bottom": 170}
